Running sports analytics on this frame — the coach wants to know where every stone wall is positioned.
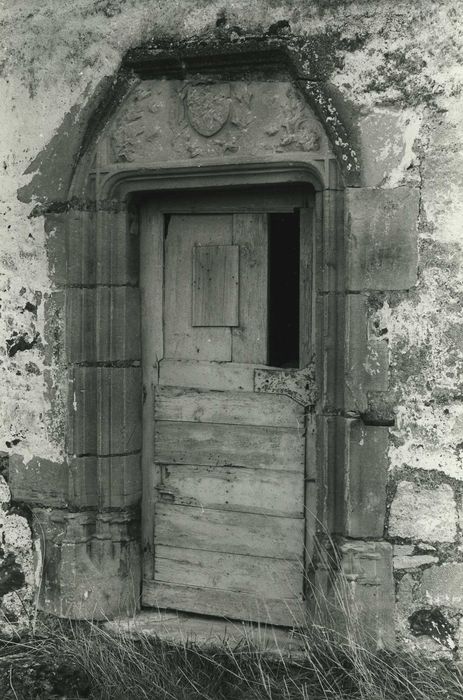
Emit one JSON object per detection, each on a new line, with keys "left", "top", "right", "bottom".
{"left": 0, "top": 0, "right": 462, "bottom": 653}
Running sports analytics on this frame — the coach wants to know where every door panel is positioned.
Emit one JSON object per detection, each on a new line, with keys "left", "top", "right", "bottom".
{"left": 156, "top": 464, "right": 304, "bottom": 517}
{"left": 164, "top": 214, "right": 233, "bottom": 361}
{"left": 159, "top": 359, "right": 260, "bottom": 391}
{"left": 154, "top": 547, "right": 303, "bottom": 599}
{"left": 142, "top": 194, "right": 311, "bottom": 626}
{"left": 154, "top": 419, "right": 304, "bottom": 470}
{"left": 154, "top": 504, "right": 304, "bottom": 559}
{"left": 154, "top": 386, "right": 303, "bottom": 428}
{"left": 231, "top": 213, "right": 268, "bottom": 363}
{"left": 192, "top": 245, "right": 240, "bottom": 327}
{"left": 143, "top": 582, "right": 306, "bottom": 627}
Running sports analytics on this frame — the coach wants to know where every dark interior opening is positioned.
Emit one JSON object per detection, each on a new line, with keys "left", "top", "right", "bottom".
{"left": 268, "top": 212, "right": 300, "bottom": 368}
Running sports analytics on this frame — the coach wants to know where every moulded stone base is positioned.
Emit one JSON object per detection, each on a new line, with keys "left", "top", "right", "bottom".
{"left": 33, "top": 508, "right": 141, "bottom": 620}
{"left": 311, "top": 538, "right": 395, "bottom": 650}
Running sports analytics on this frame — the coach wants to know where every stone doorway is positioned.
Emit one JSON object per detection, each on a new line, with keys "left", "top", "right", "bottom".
{"left": 139, "top": 184, "right": 316, "bottom": 625}
{"left": 12, "top": 39, "right": 397, "bottom": 648}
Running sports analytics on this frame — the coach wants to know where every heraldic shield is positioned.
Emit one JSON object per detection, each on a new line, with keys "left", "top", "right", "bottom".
{"left": 185, "top": 83, "right": 231, "bottom": 137}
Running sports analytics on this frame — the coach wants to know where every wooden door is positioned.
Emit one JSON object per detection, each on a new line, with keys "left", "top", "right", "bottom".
{"left": 140, "top": 188, "right": 313, "bottom": 627}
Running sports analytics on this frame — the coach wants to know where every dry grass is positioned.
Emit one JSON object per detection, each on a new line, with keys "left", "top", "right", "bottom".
{"left": 0, "top": 541, "right": 461, "bottom": 698}
{"left": 0, "top": 611, "right": 461, "bottom": 700}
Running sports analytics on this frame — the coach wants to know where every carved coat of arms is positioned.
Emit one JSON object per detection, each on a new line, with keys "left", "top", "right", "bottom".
{"left": 185, "top": 83, "right": 231, "bottom": 137}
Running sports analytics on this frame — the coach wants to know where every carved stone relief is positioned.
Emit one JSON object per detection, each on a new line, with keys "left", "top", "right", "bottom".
{"left": 108, "top": 80, "right": 327, "bottom": 163}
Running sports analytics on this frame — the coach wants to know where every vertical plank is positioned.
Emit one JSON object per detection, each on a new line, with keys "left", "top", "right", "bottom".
{"left": 164, "top": 215, "right": 233, "bottom": 361}
{"left": 140, "top": 202, "right": 164, "bottom": 579}
{"left": 232, "top": 213, "right": 268, "bottom": 364}
{"left": 299, "top": 207, "right": 314, "bottom": 367}
{"left": 192, "top": 245, "right": 239, "bottom": 327}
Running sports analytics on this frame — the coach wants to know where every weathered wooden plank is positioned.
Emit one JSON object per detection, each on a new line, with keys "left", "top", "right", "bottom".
{"left": 157, "top": 464, "right": 304, "bottom": 517}
{"left": 232, "top": 213, "right": 268, "bottom": 364}
{"left": 192, "top": 245, "right": 239, "bottom": 327}
{"left": 154, "top": 386, "right": 304, "bottom": 427}
{"left": 154, "top": 504, "right": 304, "bottom": 559}
{"left": 154, "top": 422, "right": 305, "bottom": 471}
{"left": 159, "top": 359, "right": 263, "bottom": 391}
{"left": 300, "top": 207, "right": 314, "bottom": 367}
{"left": 164, "top": 215, "right": 232, "bottom": 361}
{"left": 142, "top": 581, "right": 307, "bottom": 627}
{"left": 155, "top": 546, "right": 304, "bottom": 598}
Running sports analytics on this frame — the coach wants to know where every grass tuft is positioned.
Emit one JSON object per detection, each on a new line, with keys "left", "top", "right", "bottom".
{"left": 0, "top": 612, "right": 462, "bottom": 699}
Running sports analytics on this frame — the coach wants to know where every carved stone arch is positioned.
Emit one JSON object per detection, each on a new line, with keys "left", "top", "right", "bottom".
{"left": 13, "top": 36, "right": 396, "bottom": 643}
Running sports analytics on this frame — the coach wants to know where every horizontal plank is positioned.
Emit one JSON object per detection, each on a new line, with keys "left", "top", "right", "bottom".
{"left": 154, "top": 386, "right": 304, "bottom": 427}
{"left": 159, "top": 359, "right": 261, "bottom": 391}
{"left": 155, "top": 546, "right": 304, "bottom": 599}
{"left": 154, "top": 504, "right": 304, "bottom": 559}
{"left": 154, "top": 422, "right": 305, "bottom": 471}
{"left": 142, "top": 581, "right": 307, "bottom": 627}
{"left": 157, "top": 464, "right": 304, "bottom": 517}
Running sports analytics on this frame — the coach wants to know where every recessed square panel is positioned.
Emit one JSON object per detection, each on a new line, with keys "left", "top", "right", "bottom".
{"left": 192, "top": 245, "right": 239, "bottom": 327}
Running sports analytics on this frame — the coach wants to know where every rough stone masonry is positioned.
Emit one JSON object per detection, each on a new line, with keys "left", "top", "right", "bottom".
{"left": 0, "top": 0, "right": 462, "bottom": 656}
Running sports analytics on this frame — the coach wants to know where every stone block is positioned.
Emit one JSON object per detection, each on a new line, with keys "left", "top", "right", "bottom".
{"left": 67, "top": 456, "right": 98, "bottom": 508}
{"left": 396, "top": 573, "right": 416, "bottom": 619}
{"left": 345, "top": 187, "right": 419, "bottom": 291}
{"left": 65, "top": 288, "right": 96, "bottom": 363}
{"left": 316, "top": 293, "right": 345, "bottom": 412}
{"left": 67, "top": 367, "right": 98, "bottom": 455}
{"left": 345, "top": 294, "right": 389, "bottom": 413}
{"left": 66, "top": 286, "right": 140, "bottom": 363}
{"left": 393, "top": 544, "right": 414, "bottom": 557}
{"left": 321, "top": 189, "right": 344, "bottom": 292}
{"left": 344, "top": 420, "right": 389, "bottom": 538}
{"left": 96, "top": 287, "right": 141, "bottom": 363}
{"left": 67, "top": 211, "right": 97, "bottom": 286}
{"left": 96, "top": 209, "right": 139, "bottom": 286}
{"left": 315, "top": 415, "right": 345, "bottom": 533}
{"left": 304, "top": 479, "right": 318, "bottom": 563}
{"left": 96, "top": 367, "right": 142, "bottom": 455}
{"left": 338, "top": 540, "right": 395, "bottom": 649}
{"left": 68, "top": 366, "right": 142, "bottom": 456}
{"left": 9, "top": 454, "right": 68, "bottom": 506}
{"left": 389, "top": 481, "right": 457, "bottom": 543}
{"left": 33, "top": 508, "right": 141, "bottom": 619}
{"left": 420, "top": 563, "right": 463, "bottom": 609}
{"left": 393, "top": 554, "right": 438, "bottom": 570}
{"left": 68, "top": 454, "right": 142, "bottom": 508}
{"left": 358, "top": 109, "right": 421, "bottom": 188}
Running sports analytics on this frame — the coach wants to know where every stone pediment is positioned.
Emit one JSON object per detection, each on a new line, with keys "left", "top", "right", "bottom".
{"left": 102, "top": 79, "right": 331, "bottom": 165}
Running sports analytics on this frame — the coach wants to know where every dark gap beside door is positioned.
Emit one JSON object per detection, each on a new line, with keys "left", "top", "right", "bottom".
{"left": 268, "top": 212, "right": 300, "bottom": 368}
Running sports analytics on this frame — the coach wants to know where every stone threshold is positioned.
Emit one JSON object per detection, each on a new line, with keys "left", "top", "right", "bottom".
{"left": 103, "top": 609, "right": 308, "bottom": 659}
